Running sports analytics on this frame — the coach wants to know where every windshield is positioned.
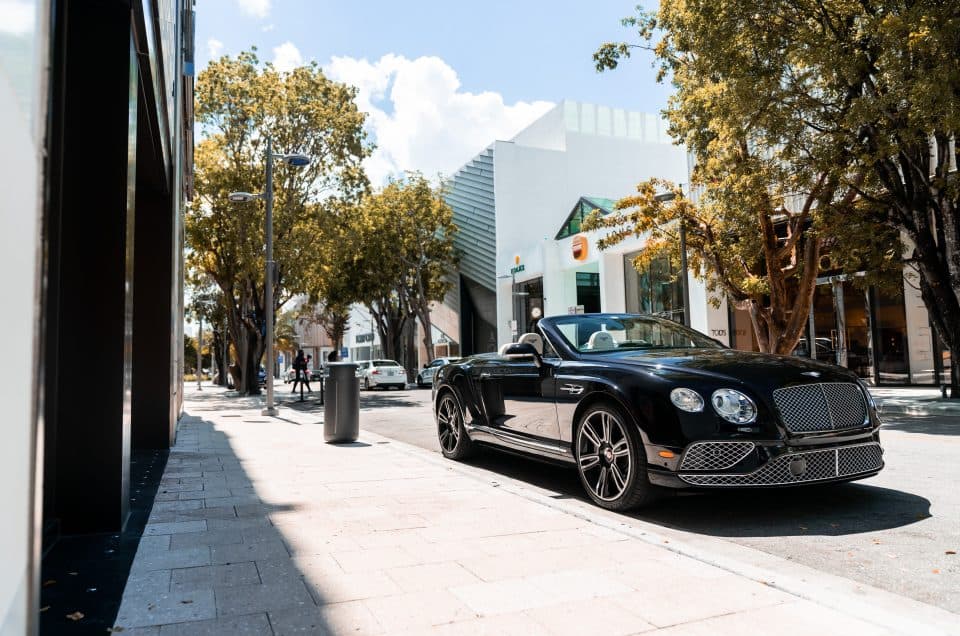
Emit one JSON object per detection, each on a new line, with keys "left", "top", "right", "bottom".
{"left": 373, "top": 360, "right": 401, "bottom": 367}
{"left": 550, "top": 314, "right": 722, "bottom": 353}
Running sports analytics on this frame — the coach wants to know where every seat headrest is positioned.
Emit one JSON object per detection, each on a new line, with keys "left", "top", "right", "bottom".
{"left": 498, "top": 342, "right": 516, "bottom": 356}
{"left": 587, "top": 330, "right": 616, "bottom": 350}
{"left": 518, "top": 332, "right": 544, "bottom": 355}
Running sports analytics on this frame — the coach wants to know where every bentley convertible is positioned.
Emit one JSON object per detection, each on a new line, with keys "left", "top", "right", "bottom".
{"left": 432, "top": 313, "right": 884, "bottom": 511}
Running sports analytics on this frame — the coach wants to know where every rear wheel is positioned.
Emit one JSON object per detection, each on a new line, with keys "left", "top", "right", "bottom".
{"left": 416, "top": 374, "right": 425, "bottom": 388}
{"left": 364, "top": 377, "right": 371, "bottom": 390}
{"left": 574, "top": 403, "right": 656, "bottom": 511}
{"left": 437, "top": 391, "right": 474, "bottom": 460}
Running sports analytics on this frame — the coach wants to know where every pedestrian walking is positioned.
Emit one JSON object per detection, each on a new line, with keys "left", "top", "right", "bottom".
{"left": 291, "top": 349, "right": 306, "bottom": 394}
{"left": 301, "top": 354, "right": 313, "bottom": 393}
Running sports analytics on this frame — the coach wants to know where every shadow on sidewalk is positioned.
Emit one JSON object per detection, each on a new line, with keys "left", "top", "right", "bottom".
{"left": 881, "top": 415, "right": 960, "bottom": 436}
{"left": 111, "top": 416, "right": 339, "bottom": 633}
{"left": 463, "top": 450, "right": 931, "bottom": 539}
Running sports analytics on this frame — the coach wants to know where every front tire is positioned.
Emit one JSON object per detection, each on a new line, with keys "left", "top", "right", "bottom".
{"left": 437, "top": 391, "right": 474, "bottom": 460}
{"left": 416, "top": 374, "right": 425, "bottom": 388}
{"left": 574, "top": 403, "right": 656, "bottom": 511}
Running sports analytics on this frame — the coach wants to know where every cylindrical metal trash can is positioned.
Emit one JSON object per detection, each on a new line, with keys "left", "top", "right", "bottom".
{"left": 324, "top": 362, "right": 359, "bottom": 443}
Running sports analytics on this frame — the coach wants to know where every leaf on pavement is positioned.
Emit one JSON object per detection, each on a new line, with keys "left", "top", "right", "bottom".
{"left": 946, "top": 551, "right": 956, "bottom": 555}
{"left": 932, "top": 569, "right": 940, "bottom": 574}
{"left": 66, "top": 612, "right": 84, "bottom": 621}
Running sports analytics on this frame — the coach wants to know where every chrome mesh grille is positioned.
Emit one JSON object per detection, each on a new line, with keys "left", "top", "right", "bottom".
{"left": 773, "top": 382, "right": 868, "bottom": 433}
{"left": 678, "top": 443, "right": 882, "bottom": 487}
{"left": 679, "top": 442, "right": 755, "bottom": 471}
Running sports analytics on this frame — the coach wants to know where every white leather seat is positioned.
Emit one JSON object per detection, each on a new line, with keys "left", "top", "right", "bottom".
{"left": 518, "top": 332, "right": 544, "bottom": 355}
{"left": 586, "top": 330, "right": 616, "bottom": 350}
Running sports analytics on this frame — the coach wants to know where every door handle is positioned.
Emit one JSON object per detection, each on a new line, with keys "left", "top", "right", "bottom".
{"left": 560, "top": 384, "right": 584, "bottom": 395}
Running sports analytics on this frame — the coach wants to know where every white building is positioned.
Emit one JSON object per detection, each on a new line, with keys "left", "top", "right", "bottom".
{"left": 443, "top": 100, "right": 697, "bottom": 353}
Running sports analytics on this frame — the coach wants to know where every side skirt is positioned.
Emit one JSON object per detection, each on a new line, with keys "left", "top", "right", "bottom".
{"left": 466, "top": 424, "right": 575, "bottom": 465}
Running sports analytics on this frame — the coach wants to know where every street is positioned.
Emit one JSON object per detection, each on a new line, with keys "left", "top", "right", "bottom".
{"left": 356, "top": 386, "right": 960, "bottom": 613}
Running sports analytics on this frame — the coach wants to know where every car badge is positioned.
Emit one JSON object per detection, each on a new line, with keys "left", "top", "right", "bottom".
{"left": 802, "top": 371, "right": 821, "bottom": 378}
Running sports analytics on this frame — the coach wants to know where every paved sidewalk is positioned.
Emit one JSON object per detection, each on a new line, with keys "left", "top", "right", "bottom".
{"left": 869, "top": 386, "right": 960, "bottom": 417}
{"left": 113, "top": 386, "right": 958, "bottom": 635}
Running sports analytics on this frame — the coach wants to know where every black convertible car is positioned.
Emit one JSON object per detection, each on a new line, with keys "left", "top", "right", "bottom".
{"left": 432, "top": 313, "right": 883, "bottom": 510}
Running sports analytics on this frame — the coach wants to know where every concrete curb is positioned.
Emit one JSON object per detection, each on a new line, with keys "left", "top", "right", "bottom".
{"left": 358, "top": 429, "right": 960, "bottom": 636}
{"left": 877, "top": 400, "right": 960, "bottom": 417}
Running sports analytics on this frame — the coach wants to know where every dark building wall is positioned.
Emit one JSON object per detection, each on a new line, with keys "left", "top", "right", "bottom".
{"left": 41, "top": 0, "right": 189, "bottom": 538}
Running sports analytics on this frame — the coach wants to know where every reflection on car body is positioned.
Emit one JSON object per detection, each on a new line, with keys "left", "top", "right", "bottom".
{"left": 433, "top": 313, "right": 883, "bottom": 511}
{"left": 417, "top": 357, "right": 460, "bottom": 388}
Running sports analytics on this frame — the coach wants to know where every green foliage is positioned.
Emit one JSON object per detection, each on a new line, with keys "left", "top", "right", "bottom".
{"left": 185, "top": 49, "right": 370, "bottom": 394}
{"left": 589, "top": 1, "right": 953, "bottom": 354}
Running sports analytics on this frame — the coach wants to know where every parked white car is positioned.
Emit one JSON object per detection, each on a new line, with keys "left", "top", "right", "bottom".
{"left": 416, "top": 357, "right": 460, "bottom": 388}
{"left": 358, "top": 359, "right": 406, "bottom": 390}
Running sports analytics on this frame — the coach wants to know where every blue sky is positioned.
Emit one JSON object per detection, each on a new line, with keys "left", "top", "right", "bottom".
{"left": 196, "top": 0, "right": 669, "bottom": 183}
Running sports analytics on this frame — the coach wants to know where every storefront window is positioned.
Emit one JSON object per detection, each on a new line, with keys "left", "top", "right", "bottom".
{"left": 576, "top": 272, "right": 600, "bottom": 313}
{"left": 624, "top": 252, "right": 684, "bottom": 323}
{"left": 518, "top": 277, "right": 543, "bottom": 334}
{"left": 873, "top": 289, "right": 909, "bottom": 383}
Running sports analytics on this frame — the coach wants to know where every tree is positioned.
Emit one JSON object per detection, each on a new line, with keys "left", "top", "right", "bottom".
{"left": 347, "top": 174, "right": 457, "bottom": 375}
{"left": 186, "top": 49, "right": 369, "bottom": 394}
{"left": 591, "top": 1, "right": 944, "bottom": 368}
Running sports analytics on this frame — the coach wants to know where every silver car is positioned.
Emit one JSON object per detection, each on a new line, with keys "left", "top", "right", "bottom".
{"left": 416, "top": 357, "right": 460, "bottom": 388}
{"left": 359, "top": 359, "right": 406, "bottom": 390}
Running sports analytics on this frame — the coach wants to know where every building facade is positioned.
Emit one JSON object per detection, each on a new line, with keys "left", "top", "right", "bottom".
{"left": 444, "top": 101, "right": 690, "bottom": 355}
{"left": 0, "top": 1, "right": 194, "bottom": 632}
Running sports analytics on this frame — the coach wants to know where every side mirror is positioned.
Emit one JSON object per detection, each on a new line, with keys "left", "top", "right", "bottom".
{"left": 502, "top": 342, "right": 543, "bottom": 367}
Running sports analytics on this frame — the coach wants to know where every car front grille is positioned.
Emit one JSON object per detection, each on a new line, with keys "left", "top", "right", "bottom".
{"left": 678, "top": 442, "right": 883, "bottom": 487}
{"left": 679, "top": 441, "right": 755, "bottom": 471}
{"left": 772, "top": 382, "right": 869, "bottom": 433}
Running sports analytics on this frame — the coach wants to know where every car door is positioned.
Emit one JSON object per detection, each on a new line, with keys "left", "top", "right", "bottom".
{"left": 477, "top": 352, "right": 560, "bottom": 445}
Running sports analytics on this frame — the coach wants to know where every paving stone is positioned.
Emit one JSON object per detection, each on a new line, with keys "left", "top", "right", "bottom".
{"left": 144, "top": 521, "right": 207, "bottom": 536}
{"left": 269, "top": 602, "right": 382, "bottom": 636}
{"left": 169, "top": 529, "right": 244, "bottom": 550}
{"left": 363, "top": 589, "right": 477, "bottom": 630}
{"left": 153, "top": 499, "right": 205, "bottom": 512}
{"left": 170, "top": 562, "right": 260, "bottom": 592}
{"left": 305, "top": 569, "right": 401, "bottom": 605}
{"left": 136, "top": 534, "right": 172, "bottom": 555}
{"left": 330, "top": 545, "right": 419, "bottom": 573}
{"left": 215, "top": 579, "right": 315, "bottom": 617}
{"left": 114, "top": 588, "right": 216, "bottom": 629}
{"left": 123, "top": 570, "right": 172, "bottom": 597}
{"left": 130, "top": 547, "right": 211, "bottom": 573}
{"left": 178, "top": 488, "right": 232, "bottom": 501}
{"left": 385, "top": 562, "right": 482, "bottom": 593}
{"left": 211, "top": 539, "right": 289, "bottom": 565}
{"left": 205, "top": 516, "right": 271, "bottom": 531}
{"left": 523, "top": 597, "right": 655, "bottom": 635}
{"left": 157, "top": 613, "right": 272, "bottom": 635}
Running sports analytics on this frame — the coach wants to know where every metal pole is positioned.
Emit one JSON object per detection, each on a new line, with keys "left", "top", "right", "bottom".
{"left": 263, "top": 138, "right": 277, "bottom": 416}
{"left": 222, "top": 317, "right": 229, "bottom": 387}
{"left": 197, "top": 314, "right": 203, "bottom": 390}
{"left": 679, "top": 220, "right": 691, "bottom": 327}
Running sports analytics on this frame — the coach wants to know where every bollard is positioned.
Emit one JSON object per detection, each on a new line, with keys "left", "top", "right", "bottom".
{"left": 324, "top": 362, "right": 359, "bottom": 443}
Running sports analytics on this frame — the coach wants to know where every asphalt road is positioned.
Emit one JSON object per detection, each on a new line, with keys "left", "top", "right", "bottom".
{"left": 356, "top": 386, "right": 960, "bottom": 614}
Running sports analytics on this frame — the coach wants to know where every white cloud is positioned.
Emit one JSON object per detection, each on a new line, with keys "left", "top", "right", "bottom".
{"left": 325, "top": 54, "right": 554, "bottom": 186}
{"left": 207, "top": 38, "right": 224, "bottom": 60}
{"left": 0, "top": 0, "right": 35, "bottom": 36}
{"left": 237, "top": 0, "right": 270, "bottom": 19}
{"left": 261, "top": 23, "right": 276, "bottom": 32}
{"left": 272, "top": 41, "right": 303, "bottom": 74}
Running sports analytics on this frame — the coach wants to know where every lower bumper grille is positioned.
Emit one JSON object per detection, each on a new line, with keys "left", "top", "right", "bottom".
{"left": 678, "top": 443, "right": 883, "bottom": 487}
{"left": 679, "top": 441, "right": 755, "bottom": 471}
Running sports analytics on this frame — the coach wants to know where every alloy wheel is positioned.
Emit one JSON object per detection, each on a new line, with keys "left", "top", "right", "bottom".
{"left": 577, "top": 409, "right": 633, "bottom": 501}
{"left": 437, "top": 394, "right": 461, "bottom": 453}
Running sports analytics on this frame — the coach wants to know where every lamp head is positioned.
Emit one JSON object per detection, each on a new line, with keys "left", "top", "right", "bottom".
{"left": 281, "top": 154, "right": 312, "bottom": 167}
{"left": 228, "top": 192, "right": 258, "bottom": 202}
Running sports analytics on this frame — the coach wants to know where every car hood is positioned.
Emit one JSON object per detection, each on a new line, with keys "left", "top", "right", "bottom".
{"left": 603, "top": 348, "right": 859, "bottom": 391}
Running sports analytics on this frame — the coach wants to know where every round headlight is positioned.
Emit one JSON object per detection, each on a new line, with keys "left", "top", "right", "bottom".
{"left": 711, "top": 389, "right": 757, "bottom": 424}
{"left": 670, "top": 388, "right": 704, "bottom": 412}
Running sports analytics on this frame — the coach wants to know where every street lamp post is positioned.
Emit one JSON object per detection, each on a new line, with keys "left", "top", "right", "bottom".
{"left": 229, "top": 139, "right": 311, "bottom": 416}
{"left": 197, "top": 313, "right": 203, "bottom": 391}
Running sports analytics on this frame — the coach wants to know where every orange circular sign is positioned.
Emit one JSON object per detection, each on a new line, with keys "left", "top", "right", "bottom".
{"left": 572, "top": 235, "right": 588, "bottom": 261}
